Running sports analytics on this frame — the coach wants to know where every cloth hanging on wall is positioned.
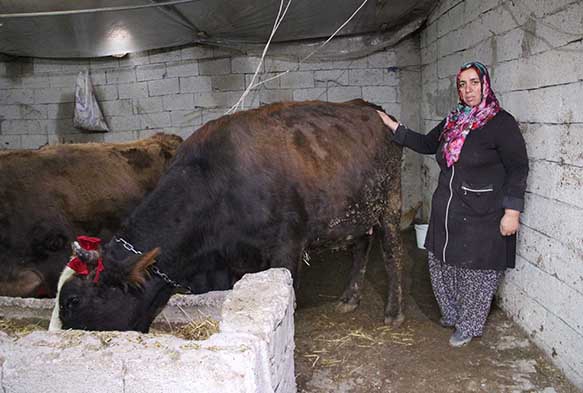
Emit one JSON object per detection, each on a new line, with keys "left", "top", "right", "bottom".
{"left": 73, "top": 70, "right": 110, "bottom": 132}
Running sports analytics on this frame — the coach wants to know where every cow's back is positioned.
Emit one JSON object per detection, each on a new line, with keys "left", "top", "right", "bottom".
{"left": 0, "top": 133, "right": 182, "bottom": 297}
{"left": 179, "top": 101, "right": 401, "bottom": 246}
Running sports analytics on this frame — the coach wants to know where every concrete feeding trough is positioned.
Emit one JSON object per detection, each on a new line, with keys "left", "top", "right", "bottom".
{"left": 0, "top": 268, "right": 296, "bottom": 393}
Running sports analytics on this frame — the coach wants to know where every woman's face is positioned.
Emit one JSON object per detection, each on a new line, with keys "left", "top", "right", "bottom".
{"left": 458, "top": 68, "right": 482, "bottom": 107}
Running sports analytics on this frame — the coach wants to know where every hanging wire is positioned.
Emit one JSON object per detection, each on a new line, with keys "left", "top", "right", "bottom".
{"left": 225, "top": 0, "right": 369, "bottom": 114}
{"left": 225, "top": 0, "right": 293, "bottom": 114}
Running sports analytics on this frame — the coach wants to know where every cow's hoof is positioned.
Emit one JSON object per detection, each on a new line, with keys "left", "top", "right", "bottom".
{"left": 335, "top": 301, "right": 358, "bottom": 314}
{"left": 384, "top": 313, "right": 405, "bottom": 328}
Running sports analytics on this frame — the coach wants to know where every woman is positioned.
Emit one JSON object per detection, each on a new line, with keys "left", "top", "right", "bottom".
{"left": 377, "top": 61, "right": 528, "bottom": 347}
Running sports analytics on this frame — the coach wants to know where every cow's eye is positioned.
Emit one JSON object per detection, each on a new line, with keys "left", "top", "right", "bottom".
{"left": 45, "top": 233, "right": 67, "bottom": 252}
{"left": 63, "top": 296, "right": 80, "bottom": 311}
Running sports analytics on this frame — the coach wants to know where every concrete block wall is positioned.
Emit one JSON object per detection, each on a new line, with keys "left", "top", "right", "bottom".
{"left": 0, "top": 38, "right": 422, "bottom": 214}
{"left": 420, "top": 0, "right": 583, "bottom": 388}
{"left": 0, "top": 268, "right": 295, "bottom": 393}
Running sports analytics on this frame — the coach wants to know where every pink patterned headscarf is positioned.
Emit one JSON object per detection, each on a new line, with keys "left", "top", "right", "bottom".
{"left": 440, "top": 62, "right": 500, "bottom": 167}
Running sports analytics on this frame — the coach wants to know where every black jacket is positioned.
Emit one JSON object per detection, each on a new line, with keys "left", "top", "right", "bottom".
{"left": 393, "top": 110, "right": 528, "bottom": 270}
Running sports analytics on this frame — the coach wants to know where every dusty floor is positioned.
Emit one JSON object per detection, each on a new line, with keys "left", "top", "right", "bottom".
{"left": 294, "top": 229, "right": 581, "bottom": 393}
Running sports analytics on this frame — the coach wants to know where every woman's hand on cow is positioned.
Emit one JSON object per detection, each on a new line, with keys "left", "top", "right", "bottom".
{"left": 500, "top": 209, "right": 520, "bottom": 236}
{"left": 376, "top": 110, "right": 399, "bottom": 133}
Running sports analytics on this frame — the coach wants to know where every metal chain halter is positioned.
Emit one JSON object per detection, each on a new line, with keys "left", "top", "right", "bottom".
{"left": 113, "top": 236, "right": 194, "bottom": 294}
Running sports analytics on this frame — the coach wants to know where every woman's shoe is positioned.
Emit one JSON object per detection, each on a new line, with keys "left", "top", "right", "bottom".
{"left": 449, "top": 329, "right": 472, "bottom": 347}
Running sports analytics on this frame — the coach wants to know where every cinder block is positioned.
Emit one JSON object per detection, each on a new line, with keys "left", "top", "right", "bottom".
{"left": 133, "top": 97, "right": 163, "bottom": 114}
{"left": 495, "top": 28, "right": 525, "bottom": 62}
{"left": 106, "top": 68, "right": 136, "bottom": 84}
{"left": 140, "top": 112, "right": 172, "bottom": 130}
{"left": 118, "top": 82, "right": 149, "bottom": 99}
{"left": 436, "top": 2, "right": 465, "bottom": 39}
{"left": 521, "top": 193, "right": 583, "bottom": 252}
{"left": 327, "top": 86, "right": 362, "bottom": 103}
{"left": 0, "top": 269, "right": 295, "bottom": 393}
{"left": 170, "top": 109, "right": 201, "bottom": 128}
{"left": 33, "top": 88, "right": 72, "bottom": 105}
{"left": 265, "top": 58, "right": 299, "bottom": 73}
{"left": 93, "top": 85, "right": 119, "bottom": 101}
{"left": 19, "top": 104, "right": 48, "bottom": 120}
{"left": 292, "top": 88, "right": 327, "bottom": 102}
{"left": 136, "top": 64, "right": 167, "bottom": 82}
{"left": 199, "top": 58, "right": 231, "bottom": 75}
{"left": 46, "top": 119, "right": 77, "bottom": 136}
{"left": 0, "top": 135, "right": 21, "bottom": 149}
{"left": 1, "top": 119, "right": 47, "bottom": 135}
{"left": 149, "top": 48, "right": 182, "bottom": 64}
{"left": 437, "top": 52, "right": 465, "bottom": 79}
{"left": 367, "top": 50, "right": 398, "bottom": 68}
{"left": 232, "top": 57, "right": 264, "bottom": 74}
{"left": 180, "top": 76, "right": 212, "bottom": 93}
{"left": 349, "top": 69, "right": 384, "bottom": 86}
{"left": 362, "top": 86, "right": 397, "bottom": 104}
{"left": 100, "top": 99, "right": 133, "bottom": 117}
{"left": 245, "top": 73, "right": 281, "bottom": 89}
{"left": 119, "top": 51, "right": 150, "bottom": 67}
{"left": 166, "top": 61, "right": 199, "bottom": 78}
{"left": 1, "top": 89, "right": 34, "bottom": 105}
{"left": 517, "top": 226, "right": 583, "bottom": 295}
{"left": 181, "top": 45, "right": 215, "bottom": 61}
{"left": 202, "top": 109, "right": 229, "bottom": 123}
{"left": 148, "top": 78, "right": 179, "bottom": 97}
{"left": 194, "top": 91, "right": 243, "bottom": 108}
{"left": 20, "top": 134, "right": 49, "bottom": 149}
{"left": 103, "top": 131, "right": 139, "bottom": 143}
{"left": 88, "top": 57, "right": 120, "bottom": 70}
{"left": 163, "top": 94, "right": 195, "bottom": 111}
{"left": 20, "top": 75, "right": 50, "bottom": 89}
{"left": 47, "top": 103, "right": 74, "bottom": 120}
{"left": 106, "top": 115, "right": 141, "bottom": 131}
{"left": 253, "top": 89, "right": 293, "bottom": 105}
{"left": 211, "top": 75, "right": 245, "bottom": 91}
{"left": 279, "top": 71, "right": 314, "bottom": 89}
{"left": 0, "top": 105, "right": 20, "bottom": 119}
{"left": 313, "top": 70, "right": 348, "bottom": 87}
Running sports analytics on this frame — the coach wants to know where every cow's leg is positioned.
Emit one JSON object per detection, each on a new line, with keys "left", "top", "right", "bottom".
{"left": 268, "top": 240, "right": 305, "bottom": 292}
{"left": 378, "top": 218, "right": 405, "bottom": 327}
{"left": 336, "top": 235, "right": 373, "bottom": 313}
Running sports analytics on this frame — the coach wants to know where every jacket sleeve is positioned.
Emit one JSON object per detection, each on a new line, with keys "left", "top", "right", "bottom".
{"left": 391, "top": 119, "right": 445, "bottom": 154}
{"left": 495, "top": 115, "right": 529, "bottom": 212}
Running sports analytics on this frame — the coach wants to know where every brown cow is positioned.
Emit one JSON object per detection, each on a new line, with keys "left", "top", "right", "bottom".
{"left": 0, "top": 133, "right": 182, "bottom": 298}
{"left": 55, "top": 100, "right": 405, "bottom": 332}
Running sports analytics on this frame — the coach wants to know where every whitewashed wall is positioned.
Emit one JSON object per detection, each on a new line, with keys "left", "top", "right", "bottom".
{"left": 0, "top": 38, "right": 421, "bottom": 215}
{"left": 420, "top": 0, "right": 583, "bottom": 388}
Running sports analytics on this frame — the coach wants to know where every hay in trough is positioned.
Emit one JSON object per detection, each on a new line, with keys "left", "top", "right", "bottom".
{"left": 0, "top": 318, "right": 47, "bottom": 337}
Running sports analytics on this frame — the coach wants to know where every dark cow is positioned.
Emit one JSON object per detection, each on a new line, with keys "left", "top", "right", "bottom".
{"left": 0, "top": 133, "right": 182, "bottom": 298}
{"left": 56, "top": 100, "right": 405, "bottom": 332}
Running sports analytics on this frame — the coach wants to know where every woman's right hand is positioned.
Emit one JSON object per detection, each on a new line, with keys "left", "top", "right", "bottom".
{"left": 376, "top": 110, "right": 399, "bottom": 133}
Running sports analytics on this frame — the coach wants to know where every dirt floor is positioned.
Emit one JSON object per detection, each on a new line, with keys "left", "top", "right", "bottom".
{"left": 294, "top": 229, "right": 581, "bottom": 393}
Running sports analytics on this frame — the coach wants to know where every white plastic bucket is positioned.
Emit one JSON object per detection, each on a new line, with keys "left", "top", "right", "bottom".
{"left": 414, "top": 224, "right": 429, "bottom": 249}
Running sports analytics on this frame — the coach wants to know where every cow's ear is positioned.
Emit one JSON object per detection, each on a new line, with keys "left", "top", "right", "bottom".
{"left": 128, "top": 248, "right": 160, "bottom": 286}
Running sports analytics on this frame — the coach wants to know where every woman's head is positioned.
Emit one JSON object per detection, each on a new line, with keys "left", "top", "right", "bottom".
{"left": 456, "top": 62, "right": 494, "bottom": 108}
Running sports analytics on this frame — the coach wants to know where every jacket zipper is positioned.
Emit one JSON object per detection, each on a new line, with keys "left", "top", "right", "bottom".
{"left": 443, "top": 165, "right": 455, "bottom": 263}
{"left": 461, "top": 185, "right": 493, "bottom": 193}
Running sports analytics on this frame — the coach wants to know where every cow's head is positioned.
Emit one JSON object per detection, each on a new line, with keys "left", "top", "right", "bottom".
{"left": 55, "top": 245, "right": 172, "bottom": 332}
{"left": 0, "top": 198, "right": 72, "bottom": 298}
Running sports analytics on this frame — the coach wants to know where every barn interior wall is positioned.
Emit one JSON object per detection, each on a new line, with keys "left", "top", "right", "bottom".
{"left": 0, "top": 37, "right": 422, "bottom": 215}
{"left": 420, "top": 0, "right": 583, "bottom": 388}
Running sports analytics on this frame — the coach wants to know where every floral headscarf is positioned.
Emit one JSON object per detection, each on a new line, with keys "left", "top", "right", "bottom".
{"left": 440, "top": 61, "right": 500, "bottom": 167}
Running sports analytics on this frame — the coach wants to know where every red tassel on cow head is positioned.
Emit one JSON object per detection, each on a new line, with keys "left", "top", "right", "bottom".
{"left": 67, "top": 235, "right": 104, "bottom": 283}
